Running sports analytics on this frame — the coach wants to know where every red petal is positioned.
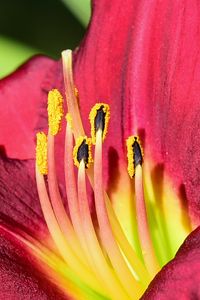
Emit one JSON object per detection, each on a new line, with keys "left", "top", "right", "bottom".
{"left": 0, "top": 155, "right": 48, "bottom": 240}
{"left": 0, "top": 228, "right": 70, "bottom": 299}
{"left": 1, "top": 1, "right": 200, "bottom": 222}
{"left": 0, "top": 55, "right": 63, "bottom": 159}
{"left": 73, "top": 0, "right": 200, "bottom": 221}
{"left": 141, "top": 226, "right": 200, "bottom": 299}
{"left": 0, "top": 56, "right": 66, "bottom": 191}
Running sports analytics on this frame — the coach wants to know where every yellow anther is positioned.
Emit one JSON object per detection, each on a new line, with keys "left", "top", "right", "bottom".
{"left": 89, "top": 103, "right": 110, "bottom": 144}
{"left": 66, "top": 113, "right": 73, "bottom": 129}
{"left": 126, "top": 136, "right": 144, "bottom": 178}
{"left": 73, "top": 136, "right": 93, "bottom": 169}
{"left": 47, "top": 89, "right": 64, "bottom": 135}
{"left": 36, "top": 132, "right": 48, "bottom": 175}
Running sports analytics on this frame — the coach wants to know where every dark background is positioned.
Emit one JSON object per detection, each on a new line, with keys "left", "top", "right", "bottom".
{"left": 0, "top": 0, "right": 90, "bottom": 77}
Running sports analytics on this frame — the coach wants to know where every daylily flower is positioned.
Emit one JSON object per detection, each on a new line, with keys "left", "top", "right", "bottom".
{"left": 1, "top": 0, "right": 200, "bottom": 299}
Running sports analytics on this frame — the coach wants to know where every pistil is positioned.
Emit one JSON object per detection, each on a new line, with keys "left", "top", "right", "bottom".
{"left": 62, "top": 49, "right": 84, "bottom": 138}
{"left": 65, "top": 116, "right": 92, "bottom": 266}
{"left": 47, "top": 90, "right": 89, "bottom": 266}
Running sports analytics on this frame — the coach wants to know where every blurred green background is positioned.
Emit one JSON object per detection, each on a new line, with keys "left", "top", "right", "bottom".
{"left": 0, "top": 0, "right": 91, "bottom": 79}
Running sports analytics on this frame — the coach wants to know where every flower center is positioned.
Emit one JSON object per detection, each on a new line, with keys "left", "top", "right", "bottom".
{"left": 34, "top": 50, "right": 154, "bottom": 300}
{"left": 32, "top": 49, "right": 191, "bottom": 300}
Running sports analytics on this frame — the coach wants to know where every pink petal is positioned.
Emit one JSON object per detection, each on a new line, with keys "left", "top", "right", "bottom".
{"left": 0, "top": 55, "right": 63, "bottom": 159}
{"left": 0, "top": 155, "right": 48, "bottom": 241}
{"left": 0, "top": 228, "right": 70, "bottom": 299}
{"left": 0, "top": 56, "right": 66, "bottom": 190}
{"left": 141, "top": 226, "right": 200, "bottom": 299}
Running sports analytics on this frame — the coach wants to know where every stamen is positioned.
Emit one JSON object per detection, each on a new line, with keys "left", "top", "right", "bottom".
{"left": 65, "top": 118, "right": 93, "bottom": 266}
{"left": 126, "top": 136, "right": 143, "bottom": 178}
{"left": 47, "top": 89, "right": 64, "bottom": 136}
{"left": 94, "top": 129, "right": 143, "bottom": 299}
{"left": 62, "top": 60, "right": 149, "bottom": 286}
{"left": 89, "top": 103, "right": 110, "bottom": 144}
{"left": 126, "top": 135, "right": 160, "bottom": 276}
{"left": 47, "top": 93, "right": 91, "bottom": 267}
{"left": 48, "top": 107, "right": 109, "bottom": 290}
{"left": 59, "top": 49, "right": 164, "bottom": 297}
{"left": 35, "top": 163, "right": 104, "bottom": 294}
{"left": 73, "top": 136, "right": 93, "bottom": 169}
{"left": 36, "top": 132, "right": 48, "bottom": 175}
{"left": 134, "top": 164, "right": 160, "bottom": 276}
{"left": 105, "top": 198, "right": 151, "bottom": 286}
{"left": 78, "top": 159, "right": 130, "bottom": 300}
{"left": 47, "top": 130, "right": 90, "bottom": 267}
{"left": 89, "top": 104, "right": 148, "bottom": 287}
